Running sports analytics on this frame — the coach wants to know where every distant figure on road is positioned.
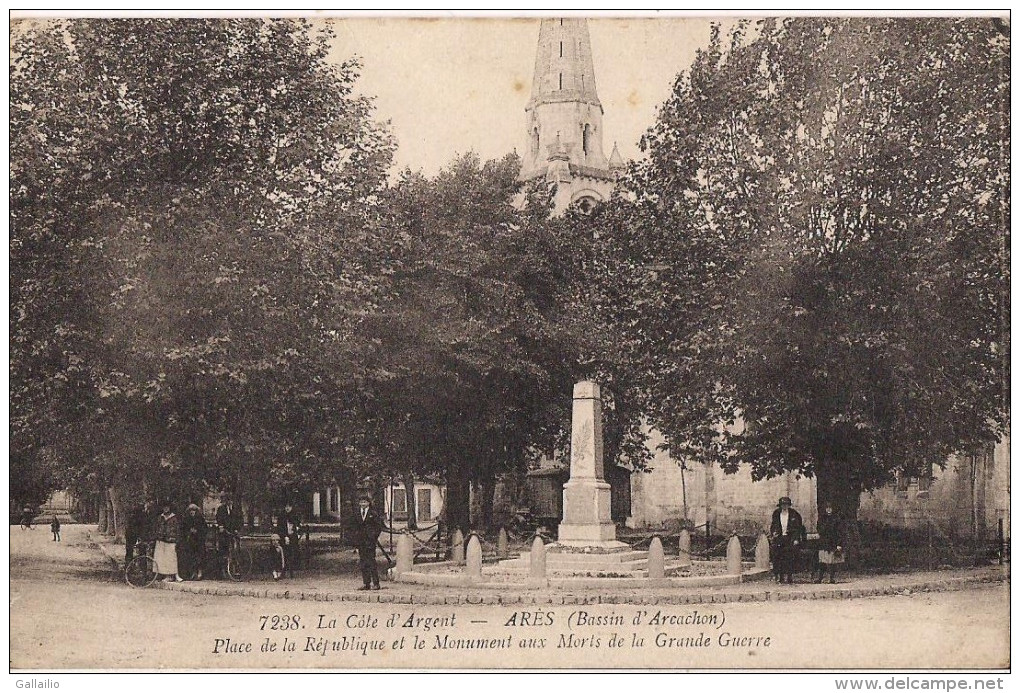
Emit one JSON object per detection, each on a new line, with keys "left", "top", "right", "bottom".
{"left": 20, "top": 507, "right": 35, "bottom": 530}
{"left": 769, "top": 496, "right": 806, "bottom": 584}
{"left": 276, "top": 502, "right": 302, "bottom": 579}
{"left": 153, "top": 502, "right": 183, "bottom": 582}
{"left": 814, "top": 503, "right": 844, "bottom": 584}
{"left": 50, "top": 515, "right": 61, "bottom": 542}
{"left": 351, "top": 493, "right": 382, "bottom": 591}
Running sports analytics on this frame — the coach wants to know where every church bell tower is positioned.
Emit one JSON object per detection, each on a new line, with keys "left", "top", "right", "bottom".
{"left": 520, "top": 18, "right": 625, "bottom": 214}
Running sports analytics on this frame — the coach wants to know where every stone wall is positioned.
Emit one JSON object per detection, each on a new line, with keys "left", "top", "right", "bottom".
{"left": 628, "top": 428, "right": 818, "bottom": 533}
{"left": 858, "top": 434, "right": 1010, "bottom": 541}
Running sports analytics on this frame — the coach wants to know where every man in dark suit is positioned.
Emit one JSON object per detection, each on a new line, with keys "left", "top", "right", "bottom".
{"left": 769, "top": 496, "right": 806, "bottom": 584}
{"left": 276, "top": 502, "right": 302, "bottom": 579}
{"left": 125, "top": 500, "right": 153, "bottom": 562}
{"left": 351, "top": 493, "right": 383, "bottom": 590}
{"left": 215, "top": 493, "right": 243, "bottom": 571}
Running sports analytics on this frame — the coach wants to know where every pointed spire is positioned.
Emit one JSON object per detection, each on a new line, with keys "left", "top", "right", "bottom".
{"left": 609, "top": 142, "right": 625, "bottom": 169}
{"left": 528, "top": 18, "right": 602, "bottom": 112}
{"left": 548, "top": 132, "right": 570, "bottom": 161}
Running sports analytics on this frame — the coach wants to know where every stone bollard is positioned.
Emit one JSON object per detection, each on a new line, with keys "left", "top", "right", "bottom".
{"left": 497, "top": 527, "right": 509, "bottom": 558}
{"left": 395, "top": 532, "right": 414, "bottom": 578}
{"left": 647, "top": 536, "right": 665, "bottom": 579}
{"left": 527, "top": 535, "right": 547, "bottom": 587}
{"left": 466, "top": 534, "right": 483, "bottom": 582}
{"left": 755, "top": 531, "right": 770, "bottom": 571}
{"left": 726, "top": 534, "right": 743, "bottom": 576}
{"left": 677, "top": 529, "right": 692, "bottom": 568}
{"left": 451, "top": 529, "right": 465, "bottom": 565}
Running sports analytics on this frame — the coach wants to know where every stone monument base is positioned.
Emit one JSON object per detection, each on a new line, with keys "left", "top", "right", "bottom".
{"left": 556, "top": 522, "right": 620, "bottom": 544}
{"left": 498, "top": 543, "right": 649, "bottom": 575}
{"left": 547, "top": 539, "right": 630, "bottom": 553}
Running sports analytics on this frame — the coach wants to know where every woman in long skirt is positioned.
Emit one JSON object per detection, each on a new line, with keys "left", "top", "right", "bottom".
{"left": 153, "top": 502, "right": 183, "bottom": 582}
{"left": 815, "top": 503, "right": 844, "bottom": 584}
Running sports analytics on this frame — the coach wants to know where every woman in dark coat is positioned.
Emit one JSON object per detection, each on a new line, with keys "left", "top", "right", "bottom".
{"left": 769, "top": 496, "right": 806, "bottom": 584}
{"left": 814, "top": 503, "right": 844, "bottom": 583}
{"left": 180, "top": 504, "right": 208, "bottom": 580}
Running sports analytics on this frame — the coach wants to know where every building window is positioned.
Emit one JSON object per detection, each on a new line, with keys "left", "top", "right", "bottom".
{"left": 532, "top": 127, "right": 539, "bottom": 154}
{"left": 391, "top": 488, "right": 407, "bottom": 514}
{"left": 559, "top": 41, "right": 563, "bottom": 57}
{"left": 894, "top": 472, "right": 909, "bottom": 495}
{"left": 559, "top": 73, "right": 562, "bottom": 90}
{"left": 575, "top": 196, "right": 597, "bottom": 214}
{"left": 328, "top": 488, "right": 338, "bottom": 513}
{"left": 582, "top": 123, "right": 591, "bottom": 156}
{"left": 417, "top": 488, "right": 432, "bottom": 521}
{"left": 918, "top": 465, "right": 933, "bottom": 494}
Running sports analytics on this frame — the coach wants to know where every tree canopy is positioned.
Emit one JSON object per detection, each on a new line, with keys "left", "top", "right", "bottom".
{"left": 11, "top": 19, "right": 617, "bottom": 530}
{"left": 11, "top": 18, "right": 396, "bottom": 513}
{"left": 578, "top": 18, "right": 1009, "bottom": 514}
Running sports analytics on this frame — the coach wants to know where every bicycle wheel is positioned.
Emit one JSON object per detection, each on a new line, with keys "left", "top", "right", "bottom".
{"left": 226, "top": 547, "right": 252, "bottom": 581}
{"left": 125, "top": 555, "right": 159, "bottom": 588}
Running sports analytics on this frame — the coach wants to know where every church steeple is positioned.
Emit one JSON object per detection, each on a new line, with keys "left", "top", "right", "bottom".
{"left": 520, "top": 17, "right": 613, "bottom": 197}
{"left": 527, "top": 17, "right": 602, "bottom": 112}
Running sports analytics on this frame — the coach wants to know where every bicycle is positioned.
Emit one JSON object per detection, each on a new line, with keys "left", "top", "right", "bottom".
{"left": 176, "top": 530, "right": 253, "bottom": 581}
{"left": 219, "top": 530, "right": 253, "bottom": 581}
{"left": 124, "top": 541, "right": 159, "bottom": 588}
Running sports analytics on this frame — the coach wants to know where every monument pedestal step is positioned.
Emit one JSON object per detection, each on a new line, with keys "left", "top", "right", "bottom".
{"left": 497, "top": 549, "right": 649, "bottom": 570}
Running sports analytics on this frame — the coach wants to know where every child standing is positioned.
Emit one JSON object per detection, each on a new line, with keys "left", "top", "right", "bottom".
{"left": 50, "top": 515, "right": 61, "bottom": 542}
{"left": 270, "top": 534, "right": 286, "bottom": 581}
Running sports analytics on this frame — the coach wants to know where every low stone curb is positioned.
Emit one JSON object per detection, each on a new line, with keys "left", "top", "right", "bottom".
{"left": 147, "top": 569, "right": 1006, "bottom": 606}
{"left": 89, "top": 534, "right": 1005, "bottom": 606}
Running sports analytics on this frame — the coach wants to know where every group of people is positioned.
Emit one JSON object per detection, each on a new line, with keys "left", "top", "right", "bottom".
{"left": 120, "top": 491, "right": 385, "bottom": 587}
{"left": 125, "top": 493, "right": 267, "bottom": 583}
{"left": 769, "top": 496, "right": 844, "bottom": 584}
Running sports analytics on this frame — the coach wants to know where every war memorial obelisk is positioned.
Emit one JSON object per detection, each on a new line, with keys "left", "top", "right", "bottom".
{"left": 500, "top": 381, "right": 647, "bottom": 574}
{"left": 556, "top": 381, "right": 628, "bottom": 549}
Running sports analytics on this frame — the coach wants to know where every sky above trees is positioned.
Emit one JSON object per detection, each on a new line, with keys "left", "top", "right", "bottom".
{"left": 330, "top": 17, "right": 719, "bottom": 174}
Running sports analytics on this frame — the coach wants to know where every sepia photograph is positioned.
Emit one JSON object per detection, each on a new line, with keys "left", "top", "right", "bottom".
{"left": 8, "top": 10, "right": 1010, "bottom": 679}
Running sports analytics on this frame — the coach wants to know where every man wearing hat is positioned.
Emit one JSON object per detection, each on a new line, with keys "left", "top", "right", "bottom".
{"left": 350, "top": 492, "right": 383, "bottom": 590}
{"left": 769, "top": 496, "right": 806, "bottom": 584}
{"left": 215, "top": 492, "right": 243, "bottom": 574}
{"left": 276, "top": 501, "right": 303, "bottom": 579}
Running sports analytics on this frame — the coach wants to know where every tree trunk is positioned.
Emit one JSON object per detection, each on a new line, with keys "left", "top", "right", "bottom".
{"left": 480, "top": 472, "right": 497, "bottom": 531}
{"left": 469, "top": 480, "right": 483, "bottom": 528}
{"left": 402, "top": 472, "right": 418, "bottom": 530}
{"left": 814, "top": 457, "right": 861, "bottom": 521}
{"left": 108, "top": 486, "right": 127, "bottom": 544}
{"left": 815, "top": 456, "right": 863, "bottom": 559}
{"left": 444, "top": 460, "right": 471, "bottom": 534}
{"left": 98, "top": 504, "right": 109, "bottom": 534}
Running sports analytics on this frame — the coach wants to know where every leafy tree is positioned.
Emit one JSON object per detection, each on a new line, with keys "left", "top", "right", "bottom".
{"left": 585, "top": 18, "right": 1009, "bottom": 517}
{"left": 10, "top": 18, "right": 395, "bottom": 531}
{"left": 358, "top": 153, "right": 587, "bottom": 530}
